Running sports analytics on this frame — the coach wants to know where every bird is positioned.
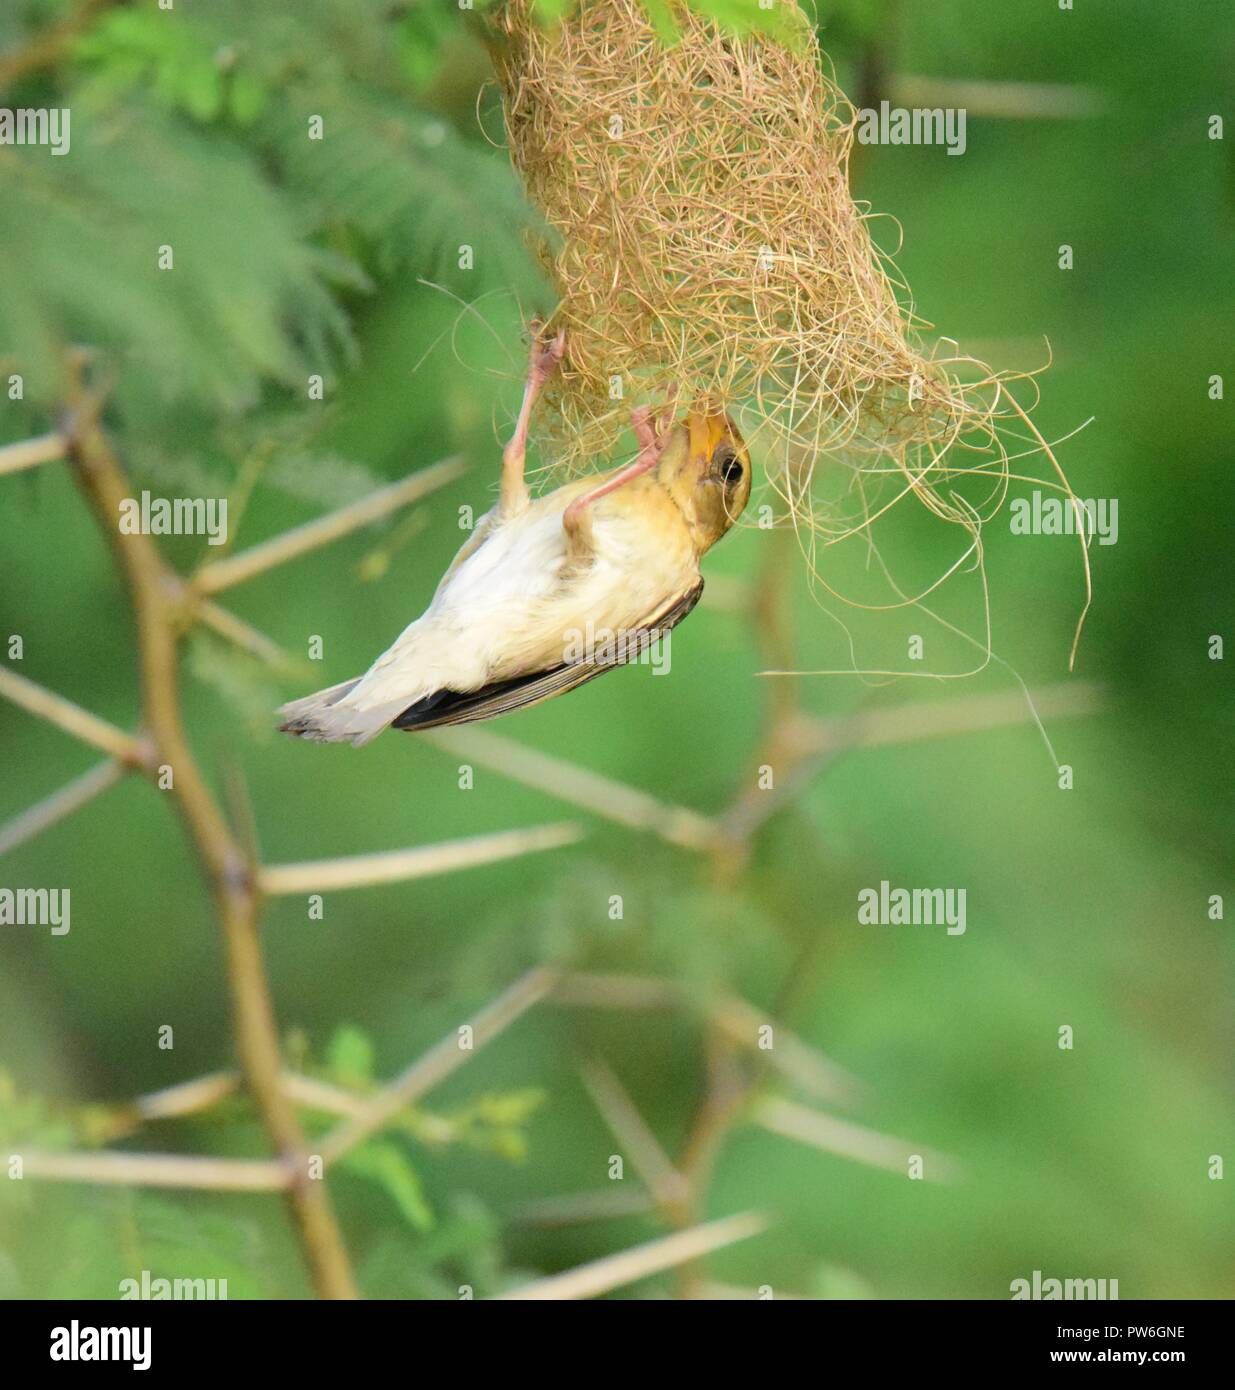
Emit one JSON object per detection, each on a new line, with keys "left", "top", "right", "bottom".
{"left": 277, "top": 328, "right": 752, "bottom": 746}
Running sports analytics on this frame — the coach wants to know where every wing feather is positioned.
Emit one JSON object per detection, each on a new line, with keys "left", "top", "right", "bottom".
{"left": 392, "top": 581, "right": 704, "bottom": 732}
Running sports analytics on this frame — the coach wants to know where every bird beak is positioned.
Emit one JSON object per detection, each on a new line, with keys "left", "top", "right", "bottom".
{"left": 687, "top": 412, "right": 732, "bottom": 470}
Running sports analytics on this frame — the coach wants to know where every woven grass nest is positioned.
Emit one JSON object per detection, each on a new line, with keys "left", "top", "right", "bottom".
{"left": 490, "top": 0, "right": 1086, "bottom": 650}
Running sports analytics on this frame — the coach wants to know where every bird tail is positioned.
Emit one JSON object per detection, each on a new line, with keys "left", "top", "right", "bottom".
{"left": 278, "top": 622, "right": 443, "bottom": 746}
{"left": 276, "top": 677, "right": 384, "bottom": 746}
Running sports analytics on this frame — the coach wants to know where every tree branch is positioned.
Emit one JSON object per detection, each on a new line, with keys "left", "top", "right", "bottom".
{"left": 0, "top": 431, "right": 67, "bottom": 477}
{"left": 424, "top": 726, "right": 719, "bottom": 851}
{"left": 65, "top": 390, "right": 358, "bottom": 1299}
{"left": 259, "top": 823, "right": 582, "bottom": 896}
{"left": 497, "top": 1211, "right": 768, "bottom": 1300}
{"left": 319, "top": 967, "right": 556, "bottom": 1166}
{"left": 18, "top": 1149, "right": 289, "bottom": 1192}
{"left": 576, "top": 1054, "right": 690, "bottom": 1215}
{"left": 191, "top": 596, "right": 303, "bottom": 672}
{"left": 758, "top": 1096, "right": 956, "bottom": 1180}
{"left": 0, "top": 666, "right": 145, "bottom": 764}
{"left": 0, "top": 757, "right": 125, "bottom": 858}
{"left": 192, "top": 456, "right": 465, "bottom": 595}
{"left": 891, "top": 73, "right": 1103, "bottom": 119}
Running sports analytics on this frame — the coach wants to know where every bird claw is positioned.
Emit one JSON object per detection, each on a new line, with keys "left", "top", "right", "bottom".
{"left": 630, "top": 402, "right": 676, "bottom": 472}
{"left": 631, "top": 404, "right": 671, "bottom": 450}
{"left": 527, "top": 321, "right": 567, "bottom": 389}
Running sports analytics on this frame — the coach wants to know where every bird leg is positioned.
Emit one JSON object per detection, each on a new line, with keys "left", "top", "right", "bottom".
{"left": 563, "top": 404, "right": 671, "bottom": 559}
{"left": 501, "top": 322, "right": 567, "bottom": 519}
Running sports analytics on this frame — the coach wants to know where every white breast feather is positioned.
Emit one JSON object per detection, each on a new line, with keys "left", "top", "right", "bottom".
{"left": 341, "top": 486, "right": 694, "bottom": 727}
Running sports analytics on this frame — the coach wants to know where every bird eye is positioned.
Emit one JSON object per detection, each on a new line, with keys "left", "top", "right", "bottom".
{"left": 715, "top": 448, "right": 744, "bottom": 486}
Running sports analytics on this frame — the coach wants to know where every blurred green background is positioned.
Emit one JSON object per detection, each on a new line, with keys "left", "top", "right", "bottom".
{"left": 1, "top": 0, "right": 1232, "bottom": 1299}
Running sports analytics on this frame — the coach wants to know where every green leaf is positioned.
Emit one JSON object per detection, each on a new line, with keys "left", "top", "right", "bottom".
{"left": 326, "top": 1025, "right": 376, "bottom": 1088}
{"left": 123, "top": 1196, "right": 268, "bottom": 1298}
{"left": 532, "top": 0, "right": 574, "bottom": 23}
{"left": 0, "top": 94, "right": 358, "bottom": 413}
{"left": 0, "top": 1070, "right": 78, "bottom": 1152}
{"left": 639, "top": 0, "right": 683, "bottom": 44}
{"left": 343, "top": 1141, "right": 434, "bottom": 1232}
{"left": 473, "top": 1089, "right": 545, "bottom": 1128}
{"left": 398, "top": 6, "right": 457, "bottom": 88}
{"left": 264, "top": 86, "right": 544, "bottom": 294}
{"left": 686, "top": 0, "right": 810, "bottom": 48}
{"left": 180, "top": 59, "right": 224, "bottom": 121}
{"left": 228, "top": 71, "right": 269, "bottom": 126}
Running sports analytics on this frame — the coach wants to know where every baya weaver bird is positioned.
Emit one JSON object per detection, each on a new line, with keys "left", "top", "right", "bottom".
{"left": 278, "top": 327, "right": 751, "bottom": 746}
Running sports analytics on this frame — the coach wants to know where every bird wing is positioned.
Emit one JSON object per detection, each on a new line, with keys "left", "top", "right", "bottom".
{"left": 391, "top": 580, "right": 704, "bottom": 732}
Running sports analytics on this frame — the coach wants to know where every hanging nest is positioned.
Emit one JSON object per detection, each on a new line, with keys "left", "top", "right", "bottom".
{"left": 489, "top": 0, "right": 1085, "bottom": 647}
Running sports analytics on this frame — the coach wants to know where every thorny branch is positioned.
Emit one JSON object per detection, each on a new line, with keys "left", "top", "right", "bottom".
{"left": 0, "top": 388, "right": 583, "bottom": 1296}
{"left": 62, "top": 371, "right": 359, "bottom": 1299}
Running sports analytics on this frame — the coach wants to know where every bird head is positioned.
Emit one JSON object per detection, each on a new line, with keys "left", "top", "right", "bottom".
{"left": 656, "top": 409, "right": 752, "bottom": 553}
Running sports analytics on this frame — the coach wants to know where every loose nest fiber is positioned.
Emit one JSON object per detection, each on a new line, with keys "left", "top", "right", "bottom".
{"left": 491, "top": 0, "right": 1081, "bottom": 626}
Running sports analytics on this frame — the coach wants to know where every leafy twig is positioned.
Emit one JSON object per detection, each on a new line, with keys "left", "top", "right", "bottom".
{"left": 319, "top": 968, "right": 557, "bottom": 1166}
